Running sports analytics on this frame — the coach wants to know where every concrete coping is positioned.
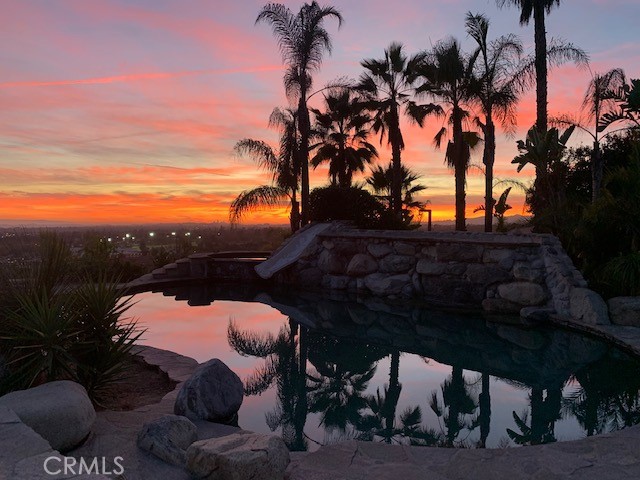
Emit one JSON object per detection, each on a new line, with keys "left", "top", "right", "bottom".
{"left": 317, "top": 228, "right": 552, "bottom": 247}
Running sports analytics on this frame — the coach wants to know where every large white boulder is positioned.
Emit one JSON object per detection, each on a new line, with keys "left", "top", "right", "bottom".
{"left": 186, "top": 433, "right": 290, "bottom": 480}
{"left": 0, "top": 380, "right": 95, "bottom": 452}
{"left": 174, "top": 359, "right": 243, "bottom": 423}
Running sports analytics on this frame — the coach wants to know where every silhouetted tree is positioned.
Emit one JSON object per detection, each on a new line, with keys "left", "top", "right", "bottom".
{"left": 359, "top": 43, "right": 437, "bottom": 216}
{"left": 418, "top": 38, "right": 481, "bottom": 231}
{"left": 230, "top": 108, "right": 300, "bottom": 232}
{"left": 256, "top": 2, "right": 343, "bottom": 226}
{"left": 466, "top": 13, "right": 522, "bottom": 232}
{"left": 311, "top": 88, "right": 378, "bottom": 187}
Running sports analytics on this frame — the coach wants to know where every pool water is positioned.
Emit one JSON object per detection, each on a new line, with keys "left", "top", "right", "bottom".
{"left": 129, "top": 285, "right": 640, "bottom": 451}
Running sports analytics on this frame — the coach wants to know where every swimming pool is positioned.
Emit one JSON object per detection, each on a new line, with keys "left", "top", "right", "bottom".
{"left": 129, "top": 284, "right": 640, "bottom": 451}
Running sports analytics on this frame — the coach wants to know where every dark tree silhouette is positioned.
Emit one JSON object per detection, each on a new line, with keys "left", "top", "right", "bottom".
{"left": 359, "top": 43, "right": 436, "bottom": 216}
{"left": 418, "top": 38, "right": 480, "bottom": 231}
{"left": 310, "top": 88, "right": 378, "bottom": 187}
{"left": 256, "top": 2, "right": 343, "bottom": 226}
{"left": 466, "top": 13, "right": 522, "bottom": 232}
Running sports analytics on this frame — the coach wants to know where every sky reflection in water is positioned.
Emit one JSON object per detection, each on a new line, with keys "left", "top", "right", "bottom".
{"left": 130, "top": 288, "right": 640, "bottom": 451}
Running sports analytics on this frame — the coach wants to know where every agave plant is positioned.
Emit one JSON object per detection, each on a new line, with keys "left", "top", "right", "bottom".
{"left": 72, "top": 276, "right": 144, "bottom": 401}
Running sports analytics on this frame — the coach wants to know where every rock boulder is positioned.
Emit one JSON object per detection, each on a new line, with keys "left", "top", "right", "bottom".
{"left": 186, "top": 433, "right": 289, "bottom": 480}
{"left": 0, "top": 380, "right": 95, "bottom": 452}
{"left": 498, "top": 282, "right": 546, "bottom": 306}
{"left": 570, "top": 288, "right": 610, "bottom": 325}
{"left": 608, "top": 297, "right": 640, "bottom": 327}
{"left": 137, "top": 414, "right": 197, "bottom": 466}
{"left": 174, "top": 359, "right": 243, "bottom": 423}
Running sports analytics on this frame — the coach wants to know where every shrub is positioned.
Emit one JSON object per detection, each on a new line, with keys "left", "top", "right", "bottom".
{"left": 0, "top": 232, "right": 144, "bottom": 402}
{"left": 309, "top": 186, "right": 385, "bottom": 228}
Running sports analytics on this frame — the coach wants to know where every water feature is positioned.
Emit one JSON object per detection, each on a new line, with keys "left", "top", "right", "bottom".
{"left": 130, "top": 284, "right": 640, "bottom": 451}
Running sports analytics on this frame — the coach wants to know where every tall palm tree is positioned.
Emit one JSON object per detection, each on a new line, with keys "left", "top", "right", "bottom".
{"left": 496, "top": 0, "right": 560, "bottom": 134}
{"left": 230, "top": 108, "right": 301, "bottom": 232}
{"left": 418, "top": 38, "right": 480, "bottom": 231}
{"left": 554, "top": 68, "right": 628, "bottom": 201}
{"left": 466, "top": 13, "right": 522, "bottom": 232}
{"left": 310, "top": 89, "right": 378, "bottom": 187}
{"left": 358, "top": 43, "right": 436, "bottom": 216}
{"left": 497, "top": 1, "right": 590, "bottom": 135}
{"left": 256, "top": 2, "right": 343, "bottom": 226}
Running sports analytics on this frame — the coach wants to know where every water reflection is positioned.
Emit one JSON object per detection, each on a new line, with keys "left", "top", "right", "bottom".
{"left": 137, "top": 284, "right": 640, "bottom": 450}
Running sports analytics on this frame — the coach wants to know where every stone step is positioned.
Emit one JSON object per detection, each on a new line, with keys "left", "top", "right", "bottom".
{"left": 164, "top": 263, "right": 179, "bottom": 278}
{"left": 176, "top": 258, "right": 191, "bottom": 276}
{"left": 152, "top": 268, "right": 167, "bottom": 279}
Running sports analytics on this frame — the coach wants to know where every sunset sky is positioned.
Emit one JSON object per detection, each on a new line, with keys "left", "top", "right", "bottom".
{"left": 1, "top": 0, "right": 639, "bottom": 225}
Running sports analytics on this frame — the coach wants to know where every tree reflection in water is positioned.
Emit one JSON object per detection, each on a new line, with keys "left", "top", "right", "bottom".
{"left": 226, "top": 313, "right": 640, "bottom": 450}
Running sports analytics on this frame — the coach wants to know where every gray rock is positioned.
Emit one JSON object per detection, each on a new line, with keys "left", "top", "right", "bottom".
{"left": 482, "top": 298, "right": 522, "bottom": 314}
{"left": 498, "top": 282, "right": 547, "bottom": 306}
{"left": 394, "top": 242, "right": 415, "bottom": 256}
{"left": 512, "top": 262, "right": 544, "bottom": 282}
{"left": 436, "top": 244, "right": 483, "bottom": 262}
{"left": 186, "top": 433, "right": 289, "bottom": 480}
{"left": 0, "top": 380, "right": 95, "bottom": 452}
{"left": 297, "top": 267, "right": 323, "bottom": 287}
{"left": 520, "top": 306, "right": 555, "bottom": 322}
{"left": 321, "top": 274, "right": 350, "bottom": 290}
{"left": 379, "top": 254, "right": 414, "bottom": 273}
{"left": 317, "top": 249, "right": 345, "bottom": 274}
{"left": 570, "top": 288, "right": 610, "bottom": 325}
{"left": 415, "top": 259, "right": 446, "bottom": 275}
{"left": 367, "top": 243, "right": 392, "bottom": 258}
{"left": 483, "top": 248, "right": 516, "bottom": 270}
{"left": 174, "top": 359, "right": 243, "bottom": 422}
{"left": 346, "top": 254, "right": 378, "bottom": 276}
{"left": 464, "top": 264, "right": 510, "bottom": 285}
{"left": 137, "top": 414, "right": 197, "bottom": 466}
{"left": 364, "top": 273, "right": 411, "bottom": 296}
{"left": 608, "top": 297, "right": 640, "bottom": 326}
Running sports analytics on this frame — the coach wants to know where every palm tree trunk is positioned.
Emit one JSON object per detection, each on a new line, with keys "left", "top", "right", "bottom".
{"left": 298, "top": 93, "right": 311, "bottom": 226}
{"left": 534, "top": 3, "right": 548, "bottom": 135}
{"left": 453, "top": 105, "right": 466, "bottom": 231}
{"left": 592, "top": 140, "right": 603, "bottom": 202}
{"left": 390, "top": 106, "right": 403, "bottom": 216}
{"left": 484, "top": 119, "right": 496, "bottom": 233}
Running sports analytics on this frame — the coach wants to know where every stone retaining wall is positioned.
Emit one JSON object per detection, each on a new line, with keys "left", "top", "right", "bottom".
{"left": 272, "top": 225, "right": 610, "bottom": 325}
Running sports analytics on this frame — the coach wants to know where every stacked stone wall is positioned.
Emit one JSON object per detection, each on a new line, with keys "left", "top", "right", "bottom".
{"left": 273, "top": 227, "right": 610, "bottom": 323}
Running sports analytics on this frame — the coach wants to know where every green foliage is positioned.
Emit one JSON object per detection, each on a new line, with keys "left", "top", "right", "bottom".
{"left": 308, "top": 186, "right": 386, "bottom": 228}
{"left": 573, "top": 140, "right": 640, "bottom": 296}
{"left": 72, "top": 277, "right": 143, "bottom": 400}
{"left": 0, "top": 231, "right": 144, "bottom": 402}
{"left": 0, "top": 291, "right": 78, "bottom": 392}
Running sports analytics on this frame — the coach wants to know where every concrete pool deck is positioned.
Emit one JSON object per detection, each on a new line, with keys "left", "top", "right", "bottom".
{"left": 3, "top": 320, "right": 640, "bottom": 479}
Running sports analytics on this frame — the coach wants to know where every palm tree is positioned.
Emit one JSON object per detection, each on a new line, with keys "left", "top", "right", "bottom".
{"left": 230, "top": 108, "right": 301, "bottom": 232}
{"left": 310, "top": 89, "right": 378, "bottom": 187}
{"left": 466, "top": 13, "right": 522, "bottom": 232}
{"left": 512, "top": 125, "right": 574, "bottom": 232}
{"left": 256, "top": 2, "right": 343, "bottom": 226}
{"left": 554, "top": 68, "right": 628, "bottom": 201}
{"left": 429, "top": 366, "right": 479, "bottom": 447}
{"left": 358, "top": 43, "right": 437, "bottom": 216}
{"left": 366, "top": 162, "right": 428, "bottom": 218}
{"left": 418, "top": 38, "right": 480, "bottom": 231}
{"left": 227, "top": 319, "right": 310, "bottom": 451}
{"left": 496, "top": 0, "right": 559, "bottom": 134}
